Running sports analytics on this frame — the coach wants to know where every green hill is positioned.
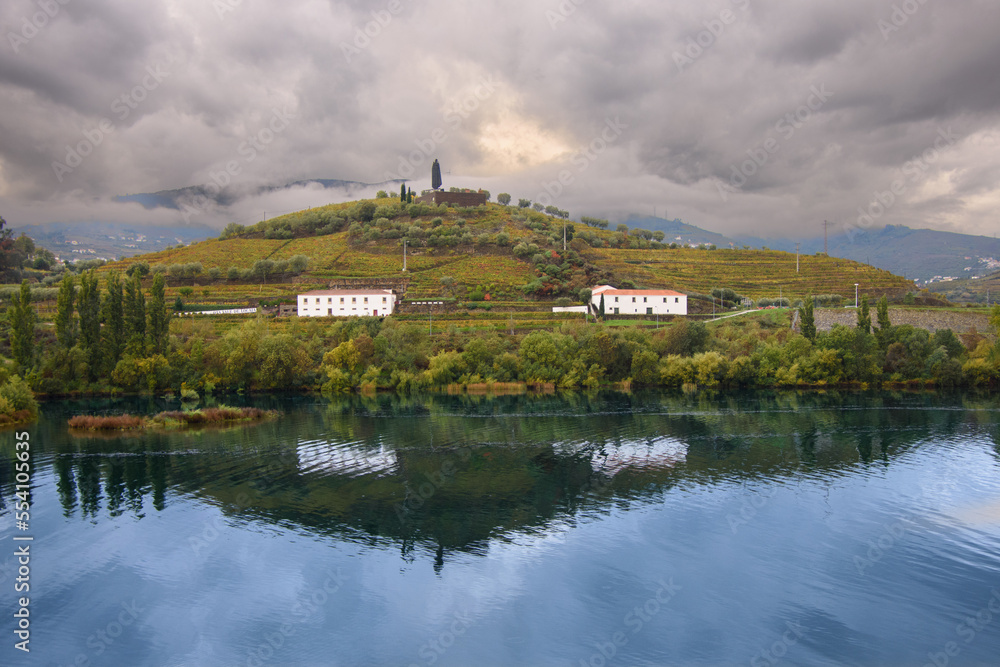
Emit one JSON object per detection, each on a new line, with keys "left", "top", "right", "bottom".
{"left": 104, "top": 198, "right": 914, "bottom": 306}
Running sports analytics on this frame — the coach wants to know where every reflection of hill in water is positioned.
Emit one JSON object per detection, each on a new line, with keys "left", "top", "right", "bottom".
{"left": 16, "top": 391, "right": 999, "bottom": 566}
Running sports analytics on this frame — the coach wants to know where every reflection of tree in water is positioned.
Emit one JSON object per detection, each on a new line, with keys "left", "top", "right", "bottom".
{"left": 19, "top": 389, "right": 998, "bottom": 568}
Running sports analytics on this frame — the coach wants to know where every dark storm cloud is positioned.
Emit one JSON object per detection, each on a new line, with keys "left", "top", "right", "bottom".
{"left": 0, "top": 0, "right": 998, "bottom": 238}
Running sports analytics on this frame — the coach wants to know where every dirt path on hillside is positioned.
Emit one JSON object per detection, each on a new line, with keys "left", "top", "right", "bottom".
{"left": 814, "top": 308, "right": 990, "bottom": 334}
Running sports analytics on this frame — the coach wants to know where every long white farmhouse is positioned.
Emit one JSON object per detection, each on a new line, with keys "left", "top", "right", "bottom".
{"left": 591, "top": 284, "right": 687, "bottom": 316}
{"left": 297, "top": 289, "right": 396, "bottom": 317}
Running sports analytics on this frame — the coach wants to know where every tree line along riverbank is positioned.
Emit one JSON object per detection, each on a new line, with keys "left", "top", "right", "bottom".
{"left": 3, "top": 269, "right": 1000, "bottom": 416}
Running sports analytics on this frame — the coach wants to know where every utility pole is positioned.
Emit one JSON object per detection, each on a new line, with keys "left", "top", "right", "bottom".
{"left": 822, "top": 220, "right": 830, "bottom": 255}
{"left": 563, "top": 222, "right": 566, "bottom": 252}
{"left": 795, "top": 243, "right": 800, "bottom": 273}
{"left": 855, "top": 283, "right": 859, "bottom": 308}
{"left": 403, "top": 239, "right": 407, "bottom": 271}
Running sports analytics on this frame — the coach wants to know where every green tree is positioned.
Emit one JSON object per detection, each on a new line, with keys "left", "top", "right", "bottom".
{"left": 989, "top": 303, "right": 1000, "bottom": 336}
{"left": 77, "top": 271, "right": 102, "bottom": 378}
{"left": 7, "top": 280, "right": 35, "bottom": 371}
{"left": 124, "top": 271, "right": 146, "bottom": 354}
{"left": 875, "top": 295, "right": 891, "bottom": 347}
{"left": 400, "top": 183, "right": 406, "bottom": 202}
{"left": 800, "top": 296, "right": 816, "bottom": 342}
{"left": 497, "top": 193, "right": 511, "bottom": 206}
{"left": 101, "top": 272, "right": 125, "bottom": 370}
{"left": 518, "top": 198, "right": 531, "bottom": 208}
{"left": 55, "top": 273, "right": 77, "bottom": 349}
{"left": 148, "top": 273, "right": 169, "bottom": 355}
{"left": 598, "top": 293, "right": 605, "bottom": 318}
{"left": 857, "top": 294, "right": 871, "bottom": 334}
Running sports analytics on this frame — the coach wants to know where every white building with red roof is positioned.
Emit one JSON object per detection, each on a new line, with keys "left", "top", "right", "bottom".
{"left": 297, "top": 289, "right": 396, "bottom": 317}
{"left": 591, "top": 284, "right": 687, "bottom": 316}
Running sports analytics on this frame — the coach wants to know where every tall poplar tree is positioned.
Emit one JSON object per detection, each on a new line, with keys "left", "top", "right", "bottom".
{"left": 124, "top": 271, "right": 146, "bottom": 354}
{"left": 148, "top": 273, "right": 169, "bottom": 355}
{"left": 55, "top": 272, "right": 77, "bottom": 349}
{"left": 8, "top": 279, "right": 35, "bottom": 371}
{"left": 77, "top": 270, "right": 102, "bottom": 378}
{"left": 857, "top": 294, "right": 871, "bottom": 334}
{"left": 102, "top": 271, "right": 125, "bottom": 370}
{"left": 800, "top": 296, "right": 816, "bottom": 342}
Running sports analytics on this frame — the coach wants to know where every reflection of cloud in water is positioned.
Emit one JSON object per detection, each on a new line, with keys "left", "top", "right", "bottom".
{"left": 950, "top": 498, "right": 1000, "bottom": 526}
{"left": 296, "top": 439, "right": 398, "bottom": 477}
{"left": 558, "top": 437, "right": 688, "bottom": 476}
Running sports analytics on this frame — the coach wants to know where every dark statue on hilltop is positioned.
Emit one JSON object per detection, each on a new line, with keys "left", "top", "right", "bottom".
{"left": 431, "top": 159, "right": 442, "bottom": 191}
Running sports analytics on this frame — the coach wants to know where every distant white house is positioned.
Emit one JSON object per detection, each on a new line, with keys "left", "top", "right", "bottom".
{"left": 297, "top": 289, "right": 396, "bottom": 317}
{"left": 591, "top": 284, "right": 687, "bottom": 316}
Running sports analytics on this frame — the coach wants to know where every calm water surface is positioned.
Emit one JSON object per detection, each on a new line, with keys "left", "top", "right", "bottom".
{"left": 2, "top": 391, "right": 1000, "bottom": 666}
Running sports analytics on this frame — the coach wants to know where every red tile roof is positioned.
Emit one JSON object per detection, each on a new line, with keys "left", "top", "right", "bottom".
{"left": 597, "top": 288, "right": 686, "bottom": 297}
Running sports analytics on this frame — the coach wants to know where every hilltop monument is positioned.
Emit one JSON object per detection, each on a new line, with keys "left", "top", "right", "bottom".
{"left": 431, "top": 159, "right": 442, "bottom": 191}
{"left": 414, "top": 159, "right": 488, "bottom": 207}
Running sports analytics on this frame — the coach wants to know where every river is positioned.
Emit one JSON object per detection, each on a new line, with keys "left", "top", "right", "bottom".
{"left": 2, "top": 390, "right": 999, "bottom": 666}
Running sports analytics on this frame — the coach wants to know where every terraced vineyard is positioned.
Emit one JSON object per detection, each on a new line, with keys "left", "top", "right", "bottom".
{"left": 115, "top": 238, "right": 289, "bottom": 270}
{"left": 587, "top": 248, "right": 913, "bottom": 299}
{"left": 96, "top": 198, "right": 913, "bottom": 309}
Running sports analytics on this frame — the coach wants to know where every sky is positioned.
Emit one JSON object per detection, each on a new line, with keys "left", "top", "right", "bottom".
{"left": 1, "top": 0, "right": 999, "bottom": 240}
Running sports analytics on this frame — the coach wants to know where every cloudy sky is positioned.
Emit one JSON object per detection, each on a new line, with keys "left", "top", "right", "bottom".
{"left": 1, "top": 0, "right": 999, "bottom": 239}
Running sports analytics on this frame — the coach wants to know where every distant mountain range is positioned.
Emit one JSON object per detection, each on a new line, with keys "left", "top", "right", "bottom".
{"left": 733, "top": 225, "right": 1000, "bottom": 284}
{"left": 10, "top": 221, "right": 215, "bottom": 262}
{"left": 627, "top": 216, "right": 1000, "bottom": 284}
{"left": 12, "top": 178, "right": 401, "bottom": 261}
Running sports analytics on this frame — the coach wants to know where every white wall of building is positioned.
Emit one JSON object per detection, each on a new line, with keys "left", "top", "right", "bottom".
{"left": 297, "top": 291, "right": 395, "bottom": 317}
{"left": 591, "top": 289, "right": 687, "bottom": 315}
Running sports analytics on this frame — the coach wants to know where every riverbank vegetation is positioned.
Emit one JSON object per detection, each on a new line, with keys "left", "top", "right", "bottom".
{"left": 5, "top": 268, "right": 1000, "bottom": 398}
{"left": 67, "top": 406, "right": 279, "bottom": 431}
